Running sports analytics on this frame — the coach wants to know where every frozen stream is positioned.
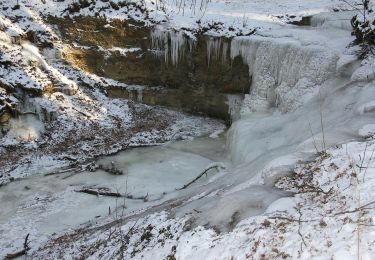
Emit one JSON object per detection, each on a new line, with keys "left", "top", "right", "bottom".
{"left": 0, "top": 135, "right": 233, "bottom": 252}
{"left": 2, "top": 9, "right": 375, "bottom": 258}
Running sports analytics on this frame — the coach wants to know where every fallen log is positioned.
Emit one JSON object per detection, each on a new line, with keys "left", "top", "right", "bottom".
{"left": 5, "top": 248, "right": 28, "bottom": 259}
{"left": 75, "top": 187, "right": 148, "bottom": 201}
{"left": 44, "top": 167, "right": 80, "bottom": 177}
{"left": 76, "top": 187, "right": 122, "bottom": 197}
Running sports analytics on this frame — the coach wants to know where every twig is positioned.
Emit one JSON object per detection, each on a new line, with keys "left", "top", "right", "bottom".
{"left": 339, "top": 0, "right": 362, "bottom": 12}
{"left": 267, "top": 216, "right": 311, "bottom": 223}
{"left": 332, "top": 200, "right": 375, "bottom": 216}
{"left": 116, "top": 219, "right": 139, "bottom": 258}
{"left": 176, "top": 164, "right": 223, "bottom": 190}
{"left": 296, "top": 205, "right": 307, "bottom": 250}
{"left": 319, "top": 89, "right": 326, "bottom": 153}
{"left": 362, "top": 146, "right": 375, "bottom": 182}
{"left": 308, "top": 120, "right": 320, "bottom": 154}
{"left": 358, "top": 141, "right": 369, "bottom": 172}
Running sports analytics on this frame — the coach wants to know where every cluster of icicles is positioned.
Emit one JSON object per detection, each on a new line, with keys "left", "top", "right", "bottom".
{"left": 150, "top": 25, "right": 229, "bottom": 66}
{"left": 150, "top": 26, "right": 338, "bottom": 113}
{"left": 151, "top": 25, "right": 192, "bottom": 66}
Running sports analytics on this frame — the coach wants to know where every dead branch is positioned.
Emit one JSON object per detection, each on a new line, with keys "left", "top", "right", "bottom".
{"left": 332, "top": 200, "right": 375, "bottom": 216}
{"left": 124, "top": 192, "right": 149, "bottom": 202}
{"left": 75, "top": 187, "right": 149, "bottom": 201}
{"left": 76, "top": 187, "right": 122, "bottom": 197}
{"left": 72, "top": 107, "right": 91, "bottom": 119}
{"left": 44, "top": 166, "right": 81, "bottom": 177}
{"left": 116, "top": 219, "right": 139, "bottom": 258}
{"left": 176, "top": 164, "right": 223, "bottom": 190}
{"left": 5, "top": 233, "right": 30, "bottom": 259}
{"left": 296, "top": 185, "right": 333, "bottom": 195}
{"left": 267, "top": 216, "right": 311, "bottom": 223}
{"left": 297, "top": 205, "right": 307, "bottom": 250}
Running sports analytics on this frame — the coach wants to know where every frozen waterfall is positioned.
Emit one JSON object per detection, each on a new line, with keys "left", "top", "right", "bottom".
{"left": 147, "top": 21, "right": 371, "bottom": 147}
{"left": 230, "top": 36, "right": 339, "bottom": 113}
{"left": 150, "top": 28, "right": 342, "bottom": 115}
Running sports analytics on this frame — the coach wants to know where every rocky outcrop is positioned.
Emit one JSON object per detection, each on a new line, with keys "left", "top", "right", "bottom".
{"left": 50, "top": 17, "right": 250, "bottom": 121}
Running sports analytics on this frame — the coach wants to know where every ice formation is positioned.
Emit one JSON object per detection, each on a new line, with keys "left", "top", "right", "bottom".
{"left": 8, "top": 114, "right": 45, "bottom": 141}
{"left": 206, "top": 37, "right": 229, "bottom": 66}
{"left": 21, "top": 95, "right": 57, "bottom": 123}
{"left": 230, "top": 36, "right": 339, "bottom": 113}
{"left": 151, "top": 25, "right": 194, "bottom": 66}
{"left": 150, "top": 28, "right": 231, "bottom": 67}
{"left": 151, "top": 27, "right": 231, "bottom": 67}
{"left": 127, "top": 88, "right": 144, "bottom": 103}
{"left": 150, "top": 29, "right": 342, "bottom": 115}
{"left": 225, "top": 94, "right": 242, "bottom": 122}
{"left": 310, "top": 11, "right": 355, "bottom": 31}
{"left": 2, "top": 1, "right": 375, "bottom": 258}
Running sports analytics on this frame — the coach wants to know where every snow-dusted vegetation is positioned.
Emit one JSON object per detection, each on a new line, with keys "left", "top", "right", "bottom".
{"left": 1, "top": 0, "right": 375, "bottom": 259}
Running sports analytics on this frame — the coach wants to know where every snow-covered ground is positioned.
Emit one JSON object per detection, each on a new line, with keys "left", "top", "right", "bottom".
{"left": 0, "top": 0, "right": 360, "bottom": 38}
{"left": 0, "top": 0, "right": 226, "bottom": 185}
{"left": 1, "top": 0, "right": 375, "bottom": 259}
{"left": 29, "top": 140, "right": 375, "bottom": 259}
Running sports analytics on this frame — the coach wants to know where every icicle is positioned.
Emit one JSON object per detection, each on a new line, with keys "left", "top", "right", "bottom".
{"left": 170, "top": 30, "right": 186, "bottom": 66}
{"left": 226, "top": 94, "right": 243, "bottom": 122}
{"left": 128, "top": 89, "right": 135, "bottom": 101}
{"left": 222, "top": 41, "right": 228, "bottom": 63}
{"left": 206, "top": 37, "right": 230, "bottom": 66}
{"left": 137, "top": 89, "right": 143, "bottom": 103}
{"left": 206, "top": 37, "right": 223, "bottom": 66}
{"left": 150, "top": 25, "right": 169, "bottom": 63}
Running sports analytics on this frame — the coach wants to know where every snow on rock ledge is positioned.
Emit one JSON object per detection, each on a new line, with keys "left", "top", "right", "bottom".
{"left": 351, "top": 57, "right": 375, "bottom": 82}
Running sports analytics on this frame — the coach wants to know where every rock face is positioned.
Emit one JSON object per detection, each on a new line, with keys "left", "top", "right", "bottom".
{"left": 0, "top": 85, "right": 17, "bottom": 136}
{"left": 50, "top": 17, "right": 250, "bottom": 121}
{"left": 0, "top": 111, "right": 11, "bottom": 134}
